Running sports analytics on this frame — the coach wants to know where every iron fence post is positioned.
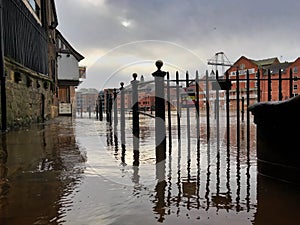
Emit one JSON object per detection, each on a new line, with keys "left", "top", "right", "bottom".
{"left": 113, "top": 88, "right": 118, "bottom": 127}
{"left": 131, "top": 73, "right": 139, "bottom": 139}
{"left": 152, "top": 60, "right": 167, "bottom": 164}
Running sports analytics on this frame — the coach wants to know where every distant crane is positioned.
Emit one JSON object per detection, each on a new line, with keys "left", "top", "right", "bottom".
{"left": 207, "top": 52, "right": 232, "bottom": 77}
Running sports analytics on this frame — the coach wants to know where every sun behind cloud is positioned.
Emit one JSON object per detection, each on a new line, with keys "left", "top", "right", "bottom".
{"left": 118, "top": 16, "right": 135, "bottom": 28}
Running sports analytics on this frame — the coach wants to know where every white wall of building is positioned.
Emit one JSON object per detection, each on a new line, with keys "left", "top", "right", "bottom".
{"left": 57, "top": 54, "right": 79, "bottom": 80}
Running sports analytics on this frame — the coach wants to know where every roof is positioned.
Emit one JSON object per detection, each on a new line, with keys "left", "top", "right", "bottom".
{"left": 56, "top": 30, "right": 84, "bottom": 61}
{"left": 225, "top": 56, "right": 281, "bottom": 75}
{"left": 76, "top": 88, "right": 99, "bottom": 94}
{"left": 250, "top": 57, "right": 279, "bottom": 67}
{"left": 263, "top": 62, "right": 292, "bottom": 75}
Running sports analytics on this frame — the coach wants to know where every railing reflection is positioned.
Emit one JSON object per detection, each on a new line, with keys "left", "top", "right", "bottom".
{"left": 99, "top": 63, "right": 300, "bottom": 224}
{"left": 105, "top": 115, "right": 256, "bottom": 222}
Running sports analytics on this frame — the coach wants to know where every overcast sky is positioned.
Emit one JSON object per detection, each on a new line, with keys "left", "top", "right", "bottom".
{"left": 55, "top": 0, "right": 300, "bottom": 90}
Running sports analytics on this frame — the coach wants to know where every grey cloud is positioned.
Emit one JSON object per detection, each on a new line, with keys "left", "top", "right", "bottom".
{"left": 55, "top": 0, "right": 300, "bottom": 89}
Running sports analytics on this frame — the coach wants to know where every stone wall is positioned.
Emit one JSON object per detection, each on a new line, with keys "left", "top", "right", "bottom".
{"left": 0, "top": 59, "right": 57, "bottom": 130}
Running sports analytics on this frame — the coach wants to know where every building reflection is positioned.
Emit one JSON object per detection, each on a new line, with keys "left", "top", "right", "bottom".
{"left": 0, "top": 118, "right": 86, "bottom": 225}
{"left": 0, "top": 134, "right": 9, "bottom": 213}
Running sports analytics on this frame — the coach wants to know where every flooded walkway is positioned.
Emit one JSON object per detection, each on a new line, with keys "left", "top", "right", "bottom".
{"left": 0, "top": 115, "right": 299, "bottom": 225}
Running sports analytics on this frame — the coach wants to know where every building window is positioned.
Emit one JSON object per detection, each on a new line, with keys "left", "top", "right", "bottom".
{"left": 293, "top": 67, "right": 298, "bottom": 73}
{"left": 293, "top": 84, "right": 298, "bottom": 90}
{"left": 27, "top": 0, "right": 40, "bottom": 18}
{"left": 239, "top": 64, "right": 245, "bottom": 70}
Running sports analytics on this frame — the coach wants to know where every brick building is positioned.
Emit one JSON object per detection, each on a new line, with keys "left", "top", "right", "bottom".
{"left": 225, "top": 56, "right": 300, "bottom": 109}
{"left": 76, "top": 88, "right": 98, "bottom": 114}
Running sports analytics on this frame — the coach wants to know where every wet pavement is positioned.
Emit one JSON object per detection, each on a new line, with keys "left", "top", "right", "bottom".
{"left": 0, "top": 113, "right": 299, "bottom": 225}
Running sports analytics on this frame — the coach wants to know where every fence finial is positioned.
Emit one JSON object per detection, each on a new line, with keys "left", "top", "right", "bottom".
{"left": 132, "top": 73, "right": 138, "bottom": 80}
{"left": 153, "top": 60, "right": 166, "bottom": 78}
{"left": 155, "top": 60, "right": 163, "bottom": 71}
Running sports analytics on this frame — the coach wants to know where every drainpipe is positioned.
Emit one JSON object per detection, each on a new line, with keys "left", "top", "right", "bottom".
{"left": 0, "top": 0, "right": 7, "bottom": 132}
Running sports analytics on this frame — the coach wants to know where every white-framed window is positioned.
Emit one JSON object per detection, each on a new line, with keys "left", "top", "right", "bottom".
{"left": 293, "top": 67, "right": 298, "bottom": 73}
{"left": 293, "top": 84, "right": 298, "bottom": 90}
{"left": 248, "top": 68, "right": 255, "bottom": 74}
{"left": 27, "top": 0, "right": 40, "bottom": 18}
{"left": 280, "top": 68, "right": 286, "bottom": 74}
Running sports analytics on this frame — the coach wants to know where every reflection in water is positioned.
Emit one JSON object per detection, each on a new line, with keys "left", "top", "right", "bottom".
{"left": 0, "top": 134, "right": 9, "bottom": 213}
{"left": 153, "top": 179, "right": 167, "bottom": 223}
{"left": 254, "top": 175, "right": 300, "bottom": 225}
{"left": 82, "top": 110, "right": 260, "bottom": 224}
{"left": 107, "top": 111, "right": 259, "bottom": 224}
{"left": 176, "top": 138, "right": 182, "bottom": 216}
{"left": 0, "top": 118, "right": 86, "bottom": 225}
{"left": 205, "top": 140, "right": 211, "bottom": 211}
{"left": 1, "top": 113, "right": 299, "bottom": 225}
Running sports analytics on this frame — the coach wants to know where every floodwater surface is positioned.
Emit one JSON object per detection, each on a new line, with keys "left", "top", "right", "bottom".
{"left": 0, "top": 113, "right": 299, "bottom": 225}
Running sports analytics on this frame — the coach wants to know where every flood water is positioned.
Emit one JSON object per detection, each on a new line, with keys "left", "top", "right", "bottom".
{"left": 0, "top": 111, "right": 299, "bottom": 225}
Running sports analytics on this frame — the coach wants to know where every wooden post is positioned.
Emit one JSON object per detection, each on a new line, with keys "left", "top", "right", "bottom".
{"left": 106, "top": 91, "right": 112, "bottom": 124}
{"left": 99, "top": 92, "right": 103, "bottom": 121}
{"left": 113, "top": 88, "right": 118, "bottom": 127}
{"left": 95, "top": 98, "right": 99, "bottom": 120}
{"left": 0, "top": 0, "right": 7, "bottom": 132}
{"left": 88, "top": 105, "right": 91, "bottom": 118}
